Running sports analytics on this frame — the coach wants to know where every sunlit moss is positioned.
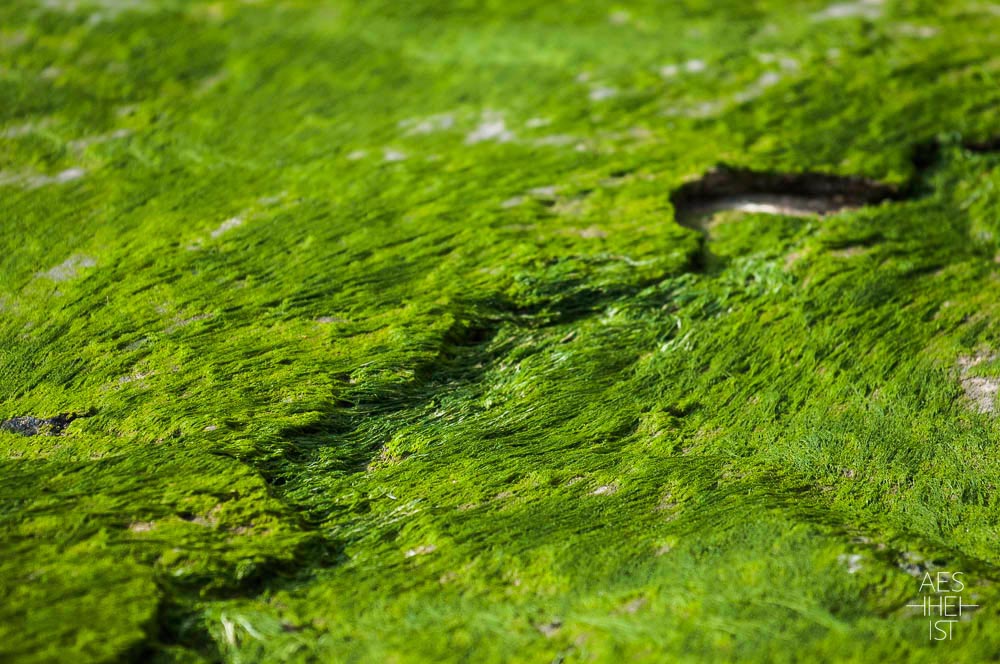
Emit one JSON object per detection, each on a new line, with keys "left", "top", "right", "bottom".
{"left": 3, "top": 1, "right": 1000, "bottom": 662}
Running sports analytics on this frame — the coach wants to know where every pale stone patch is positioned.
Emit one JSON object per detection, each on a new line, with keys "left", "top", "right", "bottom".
{"left": 210, "top": 216, "right": 243, "bottom": 238}
{"left": 383, "top": 148, "right": 407, "bottom": 162}
{"left": 533, "top": 134, "right": 576, "bottom": 147}
{"left": 838, "top": 553, "right": 864, "bottom": 574}
{"left": 658, "top": 60, "right": 707, "bottom": 78}
{"left": 527, "top": 185, "right": 559, "bottom": 197}
{"left": 118, "top": 370, "right": 156, "bottom": 385}
{"left": 733, "top": 72, "right": 783, "bottom": 103}
{"left": 525, "top": 117, "right": 550, "bottom": 128}
{"left": 656, "top": 492, "right": 678, "bottom": 512}
{"left": 813, "top": 0, "right": 883, "bottom": 21}
{"left": 664, "top": 100, "right": 725, "bottom": 119}
{"left": 68, "top": 128, "right": 131, "bottom": 151}
{"left": 659, "top": 64, "right": 679, "bottom": 78}
{"left": 258, "top": 192, "right": 286, "bottom": 205}
{"left": 619, "top": 598, "right": 648, "bottom": 614}
{"left": 405, "top": 544, "right": 437, "bottom": 558}
{"left": 896, "top": 23, "right": 938, "bottom": 38}
{"left": 39, "top": 0, "right": 152, "bottom": 16}
{"left": 589, "top": 86, "right": 618, "bottom": 101}
{"left": 590, "top": 484, "right": 618, "bottom": 496}
{"left": 536, "top": 621, "right": 562, "bottom": 637}
{"left": 608, "top": 10, "right": 631, "bottom": 25}
{"left": 962, "top": 377, "right": 999, "bottom": 414}
{"left": 757, "top": 53, "right": 801, "bottom": 70}
{"left": 466, "top": 112, "right": 514, "bottom": 144}
{"left": 697, "top": 195, "right": 830, "bottom": 220}
{"left": 553, "top": 198, "right": 587, "bottom": 217}
{"left": 574, "top": 226, "right": 607, "bottom": 239}
{"left": 957, "top": 352, "right": 997, "bottom": 371}
{"left": 399, "top": 113, "right": 455, "bottom": 135}
{"left": 40, "top": 0, "right": 158, "bottom": 25}
{"left": 54, "top": 167, "right": 86, "bottom": 183}
{"left": 346, "top": 149, "right": 367, "bottom": 160}
{"left": 0, "top": 167, "right": 86, "bottom": 189}
{"left": 958, "top": 352, "right": 1000, "bottom": 414}
{"left": 54, "top": 168, "right": 87, "bottom": 184}
{"left": 38, "top": 255, "right": 96, "bottom": 281}
{"left": 183, "top": 505, "right": 223, "bottom": 528}
{"left": 1, "top": 122, "right": 42, "bottom": 138}
{"left": 125, "top": 336, "right": 150, "bottom": 351}
{"left": 692, "top": 101, "right": 726, "bottom": 117}
{"left": 165, "top": 313, "right": 213, "bottom": 334}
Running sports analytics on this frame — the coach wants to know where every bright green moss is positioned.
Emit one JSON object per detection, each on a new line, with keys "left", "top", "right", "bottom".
{"left": 4, "top": 0, "right": 1000, "bottom": 661}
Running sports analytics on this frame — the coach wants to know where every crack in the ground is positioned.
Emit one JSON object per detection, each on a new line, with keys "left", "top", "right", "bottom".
{"left": 670, "top": 165, "right": 901, "bottom": 230}
{"left": 670, "top": 137, "right": 1000, "bottom": 231}
{"left": 667, "top": 138, "right": 1000, "bottom": 274}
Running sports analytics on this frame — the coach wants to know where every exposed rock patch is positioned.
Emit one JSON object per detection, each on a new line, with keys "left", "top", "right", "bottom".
{"left": 0, "top": 167, "right": 86, "bottom": 189}
{"left": 813, "top": 0, "right": 883, "bottom": 21}
{"left": 0, "top": 412, "right": 84, "bottom": 436}
{"left": 958, "top": 353, "right": 1000, "bottom": 414}
{"left": 38, "top": 255, "right": 96, "bottom": 281}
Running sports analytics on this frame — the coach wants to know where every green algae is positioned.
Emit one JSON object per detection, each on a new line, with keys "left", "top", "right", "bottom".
{"left": 4, "top": 1, "right": 1000, "bottom": 662}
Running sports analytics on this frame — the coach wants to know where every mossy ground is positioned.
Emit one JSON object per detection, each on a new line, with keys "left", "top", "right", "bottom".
{"left": 4, "top": 1, "right": 1000, "bottom": 662}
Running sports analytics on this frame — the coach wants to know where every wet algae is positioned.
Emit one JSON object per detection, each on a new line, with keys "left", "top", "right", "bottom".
{"left": 4, "top": 0, "right": 1000, "bottom": 662}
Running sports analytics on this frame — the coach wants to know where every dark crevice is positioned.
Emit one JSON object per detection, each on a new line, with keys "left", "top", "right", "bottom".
{"left": 672, "top": 137, "right": 1000, "bottom": 232}
{"left": 669, "top": 137, "right": 1000, "bottom": 270}
{"left": 670, "top": 165, "right": 903, "bottom": 231}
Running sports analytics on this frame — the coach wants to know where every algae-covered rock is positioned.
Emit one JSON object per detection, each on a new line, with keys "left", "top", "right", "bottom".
{"left": 4, "top": 0, "right": 1000, "bottom": 661}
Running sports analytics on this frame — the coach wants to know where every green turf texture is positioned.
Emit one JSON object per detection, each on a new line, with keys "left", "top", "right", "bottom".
{"left": 4, "top": 1, "right": 1000, "bottom": 662}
